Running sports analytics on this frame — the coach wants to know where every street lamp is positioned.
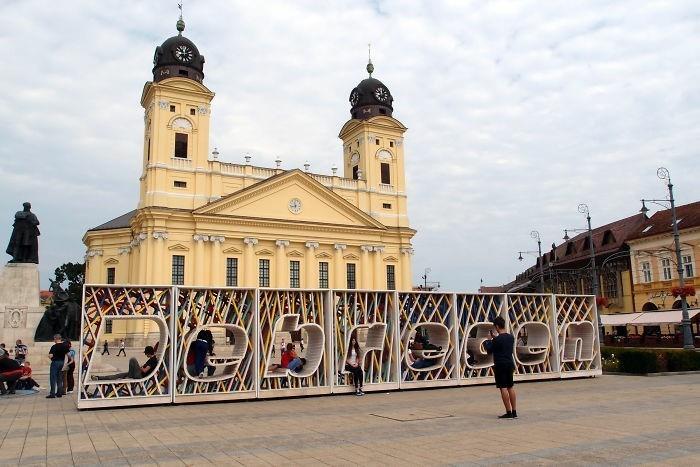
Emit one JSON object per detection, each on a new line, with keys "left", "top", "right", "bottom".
{"left": 563, "top": 204, "right": 602, "bottom": 340}
{"left": 517, "top": 230, "right": 545, "bottom": 293}
{"left": 640, "top": 167, "right": 694, "bottom": 350}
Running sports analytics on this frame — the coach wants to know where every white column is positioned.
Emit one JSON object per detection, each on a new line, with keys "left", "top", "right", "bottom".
{"left": 152, "top": 231, "right": 168, "bottom": 284}
{"left": 137, "top": 232, "right": 148, "bottom": 284}
{"left": 360, "top": 245, "right": 373, "bottom": 289}
{"left": 373, "top": 245, "right": 385, "bottom": 289}
{"left": 210, "top": 236, "right": 224, "bottom": 286}
{"left": 193, "top": 234, "right": 209, "bottom": 286}
{"left": 305, "top": 242, "right": 319, "bottom": 288}
{"left": 243, "top": 237, "right": 258, "bottom": 287}
{"left": 334, "top": 243, "right": 346, "bottom": 289}
{"left": 400, "top": 247, "right": 414, "bottom": 291}
{"left": 275, "top": 240, "right": 289, "bottom": 287}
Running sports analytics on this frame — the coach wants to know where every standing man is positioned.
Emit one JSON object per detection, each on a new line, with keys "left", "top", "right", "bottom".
{"left": 47, "top": 334, "right": 68, "bottom": 399}
{"left": 101, "top": 340, "right": 110, "bottom": 355}
{"left": 117, "top": 339, "right": 126, "bottom": 357}
{"left": 484, "top": 316, "right": 517, "bottom": 419}
{"left": 14, "top": 339, "right": 28, "bottom": 364}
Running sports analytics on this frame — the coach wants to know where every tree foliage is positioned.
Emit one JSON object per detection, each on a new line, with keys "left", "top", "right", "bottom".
{"left": 50, "top": 262, "right": 85, "bottom": 304}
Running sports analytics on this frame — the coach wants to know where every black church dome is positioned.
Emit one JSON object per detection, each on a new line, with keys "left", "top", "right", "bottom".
{"left": 152, "top": 18, "right": 205, "bottom": 83}
{"left": 349, "top": 61, "right": 393, "bottom": 120}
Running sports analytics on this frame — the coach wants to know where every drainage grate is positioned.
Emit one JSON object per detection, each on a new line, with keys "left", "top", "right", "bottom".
{"left": 370, "top": 409, "right": 454, "bottom": 422}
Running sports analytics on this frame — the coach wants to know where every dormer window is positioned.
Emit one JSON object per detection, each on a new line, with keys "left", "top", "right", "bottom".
{"left": 582, "top": 237, "right": 591, "bottom": 251}
{"left": 565, "top": 242, "right": 575, "bottom": 256}
{"left": 174, "top": 133, "right": 188, "bottom": 158}
{"left": 602, "top": 230, "right": 615, "bottom": 245}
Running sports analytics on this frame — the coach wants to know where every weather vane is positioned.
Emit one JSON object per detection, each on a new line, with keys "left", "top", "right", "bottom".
{"left": 178, "top": 1, "right": 183, "bottom": 20}
{"left": 366, "top": 43, "right": 374, "bottom": 77}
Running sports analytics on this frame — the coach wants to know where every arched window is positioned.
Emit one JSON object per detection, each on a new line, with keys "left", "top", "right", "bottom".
{"left": 641, "top": 302, "right": 658, "bottom": 311}
{"left": 672, "top": 300, "right": 682, "bottom": 310}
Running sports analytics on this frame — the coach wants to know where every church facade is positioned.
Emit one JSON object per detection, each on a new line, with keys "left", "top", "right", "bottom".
{"left": 83, "top": 18, "right": 416, "bottom": 291}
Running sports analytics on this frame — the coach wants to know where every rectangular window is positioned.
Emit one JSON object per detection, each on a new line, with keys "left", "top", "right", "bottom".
{"left": 386, "top": 265, "right": 396, "bottom": 290}
{"left": 147, "top": 138, "right": 151, "bottom": 162}
{"left": 661, "top": 258, "right": 672, "bottom": 280}
{"left": 169, "top": 105, "right": 176, "bottom": 112}
{"left": 382, "top": 203, "right": 392, "bottom": 209}
{"left": 259, "top": 259, "right": 270, "bottom": 287}
{"left": 173, "top": 180, "right": 187, "bottom": 188}
{"left": 390, "top": 141, "right": 394, "bottom": 148}
{"left": 319, "top": 262, "right": 329, "bottom": 289}
{"left": 582, "top": 276, "right": 593, "bottom": 295}
{"left": 604, "top": 271, "right": 618, "bottom": 299}
{"left": 381, "top": 163, "right": 391, "bottom": 184}
{"left": 174, "top": 133, "right": 188, "bottom": 158}
{"left": 190, "top": 108, "right": 196, "bottom": 116}
{"left": 682, "top": 255, "right": 694, "bottom": 278}
{"left": 172, "top": 255, "right": 185, "bottom": 285}
{"left": 105, "top": 320, "right": 113, "bottom": 334}
{"left": 106, "top": 267, "right": 115, "bottom": 285}
{"left": 226, "top": 258, "right": 238, "bottom": 287}
{"left": 346, "top": 263, "right": 356, "bottom": 289}
{"left": 642, "top": 262, "right": 652, "bottom": 283}
{"left": 375, "top": 138, "right": 380, "bottom": 145}
{"left": 352, "top": 165, "right": 359, "bottom": 180}
{"left": 290, "top": 260, "right": 300, "bottom": 288}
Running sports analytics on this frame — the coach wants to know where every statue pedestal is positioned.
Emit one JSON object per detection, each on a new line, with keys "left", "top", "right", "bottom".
{"left": 0, "top": 263, "right": 44, "bottom": 348}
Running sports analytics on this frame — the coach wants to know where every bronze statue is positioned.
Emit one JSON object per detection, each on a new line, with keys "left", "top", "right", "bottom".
{"left": 6, "top": 202, "right": 40, "bottom": 263}
{"left": 34, "top": 287, "right": 80, "bottom": 342}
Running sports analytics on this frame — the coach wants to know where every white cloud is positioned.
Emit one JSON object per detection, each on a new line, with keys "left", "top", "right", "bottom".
{"left": 1, "top": 0, "right": 698, "bottom": 291}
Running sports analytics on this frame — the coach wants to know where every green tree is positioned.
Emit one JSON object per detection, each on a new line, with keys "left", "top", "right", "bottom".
{"left": 50, "top": 262, "right": 85, "bottom": 304}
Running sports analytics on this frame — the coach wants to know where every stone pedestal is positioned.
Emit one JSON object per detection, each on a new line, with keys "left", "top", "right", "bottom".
{"left": 0, "top": 263, "right": 45, "bottom": 347}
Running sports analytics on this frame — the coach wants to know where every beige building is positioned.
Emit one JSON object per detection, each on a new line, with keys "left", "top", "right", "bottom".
{"left": 628, "top": 201, "right": 700, "bottom": 311}
{"left": 83, "top": 18, "right": 416, "bottom": 293}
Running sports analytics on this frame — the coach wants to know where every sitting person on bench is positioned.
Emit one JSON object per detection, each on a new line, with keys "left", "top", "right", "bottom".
{"left": 409, "top": 335, "right": 438, "bottom": 369}
{"left": 0, "top": 349, "right": 23, "bottom": 395}
{"left": 345, "top": 335, "right": 364, "bottom": 396}
{"left": 92, "top": 346, "right": 158, "bottom": 380}
{"left": 269, "top": 343, "right": 305, "bottom": 373}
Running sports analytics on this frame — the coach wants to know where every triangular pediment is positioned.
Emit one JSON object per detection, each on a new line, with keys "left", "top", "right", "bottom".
{"left": 168, "top": 243, "right": 189, "bottom": 251}
{"left": 222, "top": 246, "right": 243, "bottom": 254}
{"left": 344, "top": 253, "right": 360, "bottom": 260}
{"left": 287, "top": 249, "right": 304, "bottom": 258}
{"left": 256, "top": 248, "right": 273, "bottom": 256}
{"left": 338, "top": 116, "right": 407, "bottom": 139}
{"left": 193, "top": 170, "right": 386, "bottom": 230}
{"left": 315, "top": 251, "right": 332, "bottom": 259}
{"left": 383, "top": 256, "right": 398, "bottom": 262}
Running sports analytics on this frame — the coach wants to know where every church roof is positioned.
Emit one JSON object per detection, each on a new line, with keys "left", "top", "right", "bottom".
{"left": 88, "top": 210, "right": 136, "bottom": 231}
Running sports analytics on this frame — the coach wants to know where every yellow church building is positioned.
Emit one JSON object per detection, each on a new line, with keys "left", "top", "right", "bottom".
{"left": 83, "top": 18, "right": 416, "bottom": 291}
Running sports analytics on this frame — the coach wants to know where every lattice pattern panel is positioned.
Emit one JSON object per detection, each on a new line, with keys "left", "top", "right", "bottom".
{"left": 457, "top": 294, "right": 504, "bottom": 380}
{"left": 556, "top": 295, "right": 600, "bottom": 374}
{"left": 79, "top": 286, "right": 172, "bottom": 404}
{"left": 398, "top": 292, "right": 456, "bottom": 383}
{"left": 174, "top": 288, "right": 256, "bottom": 398}
{"left": 258, "top": 290, "right": 328, "bottom": 391}
{"left": 506, "top": 294, "right": 555, "bottom": 376}
{"left": 332, "top": 291, "right": 397, "bottom": 389}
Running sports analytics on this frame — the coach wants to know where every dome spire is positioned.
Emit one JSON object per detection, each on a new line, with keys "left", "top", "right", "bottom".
{"left": 176, "top": 1, "right": 185, "bottom": 35}
{"left": 366, "top": 43, "right": 374, "bottom": 77}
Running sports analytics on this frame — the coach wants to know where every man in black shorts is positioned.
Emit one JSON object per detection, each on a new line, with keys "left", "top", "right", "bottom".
{"left": 484, "top": 316, "right": 517, "bottom": 419}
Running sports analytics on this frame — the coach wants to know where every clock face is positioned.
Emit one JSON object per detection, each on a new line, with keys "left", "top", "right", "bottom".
{"left": 350, "top": 153, "right": 360, "bottom": 165}
{"left": 374, "top": 87, "right": 389, "bottom": 102}
{"left": 350, "top": 90, "right": 360, "bottom": 106}
{"left": 288, "top": 198, "right": 302, "bottom": 214}
{"left": 174, "top": 45, "right": 194, "bottom": 63}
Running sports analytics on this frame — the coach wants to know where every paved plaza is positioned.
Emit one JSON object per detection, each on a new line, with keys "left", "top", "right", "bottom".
{"left": 1, "top": 374, "right": 699, "bottom": 466}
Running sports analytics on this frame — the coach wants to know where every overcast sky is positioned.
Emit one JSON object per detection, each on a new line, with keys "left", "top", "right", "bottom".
{"left": 1, "top": 0, "right": 699, "bottom": 290}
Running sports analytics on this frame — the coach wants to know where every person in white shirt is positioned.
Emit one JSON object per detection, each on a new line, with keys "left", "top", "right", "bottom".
{"left": 117, "top": 339, "right": 126, "bottom": 357}
{"left": 344, "top": 335, "right": 364, "bottom": 396}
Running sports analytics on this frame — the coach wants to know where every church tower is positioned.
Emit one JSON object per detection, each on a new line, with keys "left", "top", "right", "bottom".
{"left": 338, "top": 58, "right": 409, "bottom": 228}
{"left": 138, "top": 15, "right": 215, "bottom": 210}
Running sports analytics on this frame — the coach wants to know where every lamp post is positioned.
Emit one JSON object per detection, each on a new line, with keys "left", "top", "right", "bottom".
{"left": 640, "top": 167, "right": 694, "bottom": 350}
{"left": 564, "top": 204, "right": 602, "bottom": 340}
{"left": 518, "top": 230, "right": 545, "bottom": 293}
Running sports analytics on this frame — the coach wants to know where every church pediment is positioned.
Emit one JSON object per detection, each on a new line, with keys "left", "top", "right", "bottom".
{"left": 315, "top": 251, "right": 332, "bottom": 259}
{"left": 343, "top": 253, "right": 360, "bottom": 260}
{"left": 256, "top": 248, "right": 274, "bottom": 256}
{"left": 287, "top": 249, "right": 304, "bottom": 258}
{"left": 168, "top": 243, "right": 189, "bottom": 251}
{"left": 193, "top": 170, "right": 386, "bottom": 230}
{"left": 383, "top": 255, "right": 398, "bottom": 262}
{"left": 222, "top": 246, "right": 243, "bottom": 254}
{"left": 104, "top": 258, "right": 119, "bottom": 265}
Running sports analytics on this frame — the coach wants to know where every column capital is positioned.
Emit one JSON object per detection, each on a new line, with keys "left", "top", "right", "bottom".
{"left": 138, "top": 232, "right": 148, "bottom": 241}
{"left": 334, "top": 243, "right": 347, "bottom": 251}
{"left": 152, "top": 231, "right": 168, "bottom": 240}
{"left": 373, "top": 246, "right": 385, "bottom": 253}
{"left": 209, "top": 235, "right": 225, "bottom": 243}
{"left": 86, "top": 249, "right": 103, "bottom": 258}
{"left": 361, "top": 245, "right": 374, "bottom": 253}
{"left": 118, "top": 246, "right": 131, "bottom": 255}
{"left": 305, "top": 241, "right": 319, "bottom": 249}
{"left": 400, "top": 247, "right": 415, "bottom": 255}
{"left": 193, "top": 234, "right": 209, "bottom": 242}
{"left": 276, "top": 239, "right": 290, "bottom": 247}
{"left": 244, "top": 237, "right": 259, "bottom": 246}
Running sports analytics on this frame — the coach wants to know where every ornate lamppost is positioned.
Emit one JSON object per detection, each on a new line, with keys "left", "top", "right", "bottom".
{"left": 518, "top": 230, "right": 545, "bottom": 293}
{"left": 640, "top": 167, "right": 694, "bottom": 350}
{"left": 563, "top": 204, "right": 602, "bottom": 340}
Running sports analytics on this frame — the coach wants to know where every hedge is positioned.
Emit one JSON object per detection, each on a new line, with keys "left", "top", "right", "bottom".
{"left": 601, "top": 347, "right": 700, "bottom": 374}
